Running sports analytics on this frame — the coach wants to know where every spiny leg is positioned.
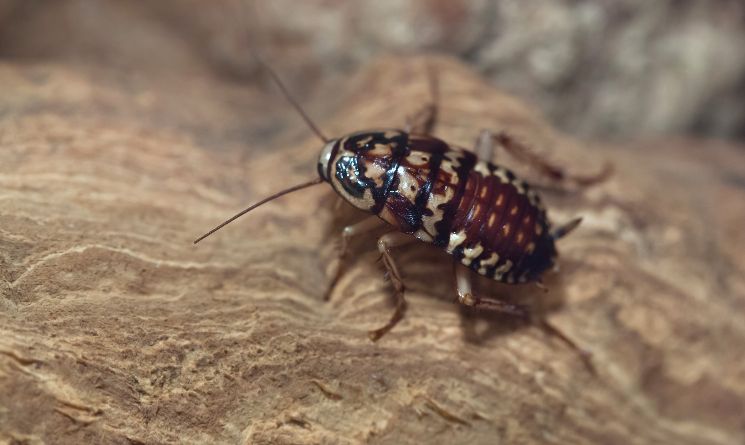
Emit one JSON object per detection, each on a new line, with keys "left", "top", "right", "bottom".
{"left": 325, "top": 216, "right": 384, "bottom": 301}
{"left": 455, "top": 263, "right": 596, "bottom": 374}
{"left": 405, "top": 62, "right": 439, "bottom": 136}
{"left": 369, "top": 232, "right": 416, "bottom": 341}
{"left": 487, "top": 130, "right": 612, "bottom": 187}
{"left": 530, "top": 277, "right": 596, "bottom": 374}
{"left": 453, "top": 262, "right": 528, "bottom": 319}
{"left": 537, "top": 318, "right": 596, "bottom": 375}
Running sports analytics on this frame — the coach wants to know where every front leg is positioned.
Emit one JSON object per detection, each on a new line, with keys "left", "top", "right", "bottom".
{"left": 369, "top": 232, "right": 416, "bottom": 341}
{"left": 325, "top": 216, "right": 384, "bottom": 300}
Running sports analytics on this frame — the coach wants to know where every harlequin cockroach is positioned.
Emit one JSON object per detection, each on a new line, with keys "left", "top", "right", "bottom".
{"left": 195, "top": 59, "right": 610, "bottom": 357}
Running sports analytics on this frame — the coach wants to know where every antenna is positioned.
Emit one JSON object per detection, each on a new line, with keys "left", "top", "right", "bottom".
{"left": 229, "top": 0, "right": 329, "bottom": 143}
{"left": 194, "top": 178, "right": 323, "bottom": 244}
{"left": 254, "top": 55, "right": 329, "bottom": 143}
{"left": 193, "top": 2, "right": 329, "bottom": 245}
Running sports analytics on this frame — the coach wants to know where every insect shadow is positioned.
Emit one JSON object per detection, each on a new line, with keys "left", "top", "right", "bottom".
{"left": 320, "top": 200, "right": 571, "bottom": 347}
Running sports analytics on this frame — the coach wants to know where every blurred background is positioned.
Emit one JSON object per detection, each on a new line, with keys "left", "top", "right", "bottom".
{"left": 1, "top": 0, "right": 744, "bottom": 142}
{"left": 2, "top": 4, "right": 745, "bottom": 444}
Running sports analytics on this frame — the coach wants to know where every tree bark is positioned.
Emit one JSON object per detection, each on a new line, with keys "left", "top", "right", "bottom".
{"left": 1, "top": 55, "right": 744, "bottom": 444}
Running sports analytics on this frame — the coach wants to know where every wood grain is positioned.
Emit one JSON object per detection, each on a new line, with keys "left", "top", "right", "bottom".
{"left": 1, "top": 56, "right": 744, "bottom": 444}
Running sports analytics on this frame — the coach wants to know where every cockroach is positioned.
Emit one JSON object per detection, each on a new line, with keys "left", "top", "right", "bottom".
{"left": 194, "top": 58, "right": 610, "bottom": 366}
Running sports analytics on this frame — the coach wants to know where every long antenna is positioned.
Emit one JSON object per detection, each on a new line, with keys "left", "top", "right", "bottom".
{"left": 254, "top": 55, "right": 330, "bottom": 143}
{"left": 229, "top": 1, "right": 329, "bottom": 143}
{"left": 194, "top": 178, "right": 323, "bottom": 244}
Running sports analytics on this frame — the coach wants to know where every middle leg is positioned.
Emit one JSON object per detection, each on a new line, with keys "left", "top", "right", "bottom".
{"left": 325, "top": 216, "right": 384, "bottom": 300}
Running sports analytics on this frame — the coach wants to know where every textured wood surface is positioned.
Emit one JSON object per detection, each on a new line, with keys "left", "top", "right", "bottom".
{"left": 1, "top": 56, "right": 745, "bottom": 444}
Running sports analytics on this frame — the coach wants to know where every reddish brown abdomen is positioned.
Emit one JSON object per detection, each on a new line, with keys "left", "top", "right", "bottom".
{"left": 442, "top": 160, "right": 556, "bottom": 283}
{"left": 376, "top": 135, "right": 556, "bottom": 283}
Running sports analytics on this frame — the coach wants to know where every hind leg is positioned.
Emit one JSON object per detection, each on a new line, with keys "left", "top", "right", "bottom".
{"left": 454, "top": 263, "right": 595, "bottom": 374}
{"left": 474, "top": 129, "right": 496, "bottom": 161}
{"left": 537, "top": 317, "right": 596, "bottom": 375}
{"left": 550, "top": 217, "right": 583, "bottom": 240}
{"left": 477, "top": 130, "right": 611, "bottom": 187}
{"left": 454, "top": 262, "right": 528, "bottom": 317}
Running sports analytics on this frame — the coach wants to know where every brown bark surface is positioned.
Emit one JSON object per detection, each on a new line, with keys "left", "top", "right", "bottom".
{"left": 2, "top": 55, "right": 745, "bottom": 444}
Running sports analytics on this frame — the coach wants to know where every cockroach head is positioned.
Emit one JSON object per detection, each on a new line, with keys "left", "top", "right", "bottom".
{"left": 316, "top": 130, "right": 408, "bottom": 211}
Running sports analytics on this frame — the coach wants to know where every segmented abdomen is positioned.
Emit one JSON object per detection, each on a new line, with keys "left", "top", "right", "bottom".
{"left": 377, "top": 135, "right": 556, "bottom": 283}
{"left": 444, "top": 158, "right": 556, "bottom": 283}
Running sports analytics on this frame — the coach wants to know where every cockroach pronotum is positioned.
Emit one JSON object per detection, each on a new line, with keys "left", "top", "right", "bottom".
{"left": 194, "top": 57, "right": 610, "bottom": 369}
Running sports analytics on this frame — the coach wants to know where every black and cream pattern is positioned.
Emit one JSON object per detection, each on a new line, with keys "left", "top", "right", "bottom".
{"left": 318, "top": 129, "right": 558, "bottom": 284}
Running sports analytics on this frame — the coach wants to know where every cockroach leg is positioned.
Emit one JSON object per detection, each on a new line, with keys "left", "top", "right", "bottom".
{"left": 455, "top": 263, "right": 596, "bottom": 374}
{"left": 325, "top": 216, "right": 384, "bottom": 301}
{"left": 474, "top": 129, "right": 496, "bottom": 162}
{"left": 405, "top": 104, "right": 436, "bottom": 135}
{"left": 536, "top": 318, "right": 597, "bottom": 375}
{"left": 454, "top": 263, "right": 528, "bottom": 319}
{"left": 405, "top": 62, "right": 439, "bottom": 136}
{"left": 489, "top": 130, "right": 612, "bottom": 187}
{"left": 369, "top": 232, "right": 416, "bottom": 341}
